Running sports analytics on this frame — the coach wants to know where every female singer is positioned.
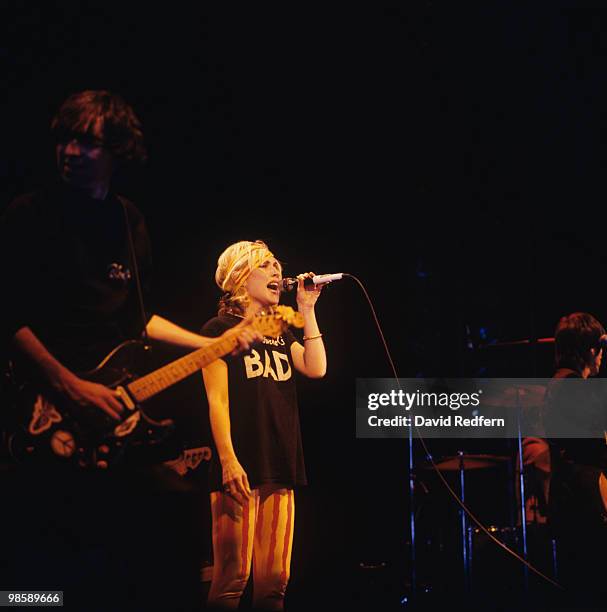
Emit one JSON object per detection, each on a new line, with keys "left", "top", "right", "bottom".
{"left": 201, "top": 240, "right": 326, "bottom": 610}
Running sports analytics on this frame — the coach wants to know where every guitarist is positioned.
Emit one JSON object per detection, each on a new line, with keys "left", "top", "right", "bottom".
{"left": 2, "top": 90, "right": 258, "bottom": 426}
{"left": 0, "top": 90, "right": 258, "bottom": 610}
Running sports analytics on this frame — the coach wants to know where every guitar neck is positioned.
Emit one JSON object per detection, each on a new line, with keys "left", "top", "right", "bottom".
{"left": 127, "top": 329, "right": 240, "bottom": 402}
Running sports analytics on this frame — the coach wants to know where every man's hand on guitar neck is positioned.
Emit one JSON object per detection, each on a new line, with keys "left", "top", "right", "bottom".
{"left": 13, "top": 327, "right": 124, "bottom": 421}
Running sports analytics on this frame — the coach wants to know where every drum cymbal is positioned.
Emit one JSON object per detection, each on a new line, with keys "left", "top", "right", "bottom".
{"left": 482, "top": 384, "right": 546, "bottom": 409}
{"left": 425, "top": 454, "right": 510, "bottom": 471}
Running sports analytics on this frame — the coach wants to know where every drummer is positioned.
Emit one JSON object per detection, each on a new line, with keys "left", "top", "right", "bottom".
{"left": 543, "top": 312, "right": 607, "bottom": 599}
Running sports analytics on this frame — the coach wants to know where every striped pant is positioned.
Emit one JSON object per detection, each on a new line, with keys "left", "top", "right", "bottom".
{"left": 208, "top": 485, "right": 295, "bottom": 611}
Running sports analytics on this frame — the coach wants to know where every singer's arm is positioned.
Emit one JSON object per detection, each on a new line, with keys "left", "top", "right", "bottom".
{"left": 290, "top": 274, "right": 327, "bottom": 378}
{"left": 202, "top": 359, "right": 251, "bottom": 502}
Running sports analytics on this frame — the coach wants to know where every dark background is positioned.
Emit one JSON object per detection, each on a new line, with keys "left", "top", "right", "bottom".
{"left": 5, "top": 2, "right": 607, "bottom": 606}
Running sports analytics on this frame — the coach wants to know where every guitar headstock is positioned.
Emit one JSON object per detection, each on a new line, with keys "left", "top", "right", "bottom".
{"left": 252, "top": 306, "right": 304, "bottom": 338}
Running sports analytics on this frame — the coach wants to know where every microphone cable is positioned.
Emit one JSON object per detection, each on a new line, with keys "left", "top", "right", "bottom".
{"left": 341, "top": 272, "right": 562, "bottom": 590}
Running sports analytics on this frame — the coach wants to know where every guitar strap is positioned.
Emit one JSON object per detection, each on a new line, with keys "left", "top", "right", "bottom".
{"left": 118, "top": 196, "right": 151, "bottom": 347}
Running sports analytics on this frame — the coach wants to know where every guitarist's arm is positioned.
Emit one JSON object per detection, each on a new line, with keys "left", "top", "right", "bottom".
{"left": 13, "top": 327, "right": 124, "bottom": 421}
{"left": 202, "top": 358, "right": 251, "bottom": 505}
{"left": 146, "top": 314, "right": 260, "bottom": 352}
{"left": 11, "top": 317, "right": 258, "bottom": 423}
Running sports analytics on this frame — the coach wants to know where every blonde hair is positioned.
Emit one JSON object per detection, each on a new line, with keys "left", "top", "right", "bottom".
{"left": 215, "top": 240, "right": 275, "bottom": 315}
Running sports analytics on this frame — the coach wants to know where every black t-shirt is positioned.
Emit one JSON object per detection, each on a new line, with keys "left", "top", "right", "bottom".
{"left": 545, "top": 368, "right": 607, "bottom": 471}
{"left": 201, "top": 314, "right": 307, "bottom": 491}
{"left": 546, "top": 368, "right": 607, "bottom": 526}
{"left": 1, "top": 184, "right": 152, "bottom": 371}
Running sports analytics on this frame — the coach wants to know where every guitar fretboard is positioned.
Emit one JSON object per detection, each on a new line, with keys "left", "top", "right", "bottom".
{"left": 127, "top": 329, "right": 240, "bottom": 402}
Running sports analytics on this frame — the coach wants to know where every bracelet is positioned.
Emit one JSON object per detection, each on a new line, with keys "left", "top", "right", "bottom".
{"left": 303, "top": 333, "right": 323, "bottom": 341}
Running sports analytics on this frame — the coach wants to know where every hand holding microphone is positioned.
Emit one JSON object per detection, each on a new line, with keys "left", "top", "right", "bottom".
{"left": 281, "top": 272, "right": 344, "bottom": 292}
{"left": 287, "top": 272, "right": 322, "bottom": 311}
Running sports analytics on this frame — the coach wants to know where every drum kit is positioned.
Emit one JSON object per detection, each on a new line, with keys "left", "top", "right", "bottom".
{"left": 415, "top": 377, "right": 557, "bottom": 596}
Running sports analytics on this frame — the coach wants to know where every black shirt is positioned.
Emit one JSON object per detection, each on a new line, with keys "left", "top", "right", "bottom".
{"left": 201, "top": 314, "right": 307, "bottom": 491}
{"left": 545, "top": 368, "right": 607, "bottom": 472}
{"left": 546, "top": 368, "right": 607, "bottom": 526}
{"left": 1, "top": 183, "right": 152, "bottom": 371}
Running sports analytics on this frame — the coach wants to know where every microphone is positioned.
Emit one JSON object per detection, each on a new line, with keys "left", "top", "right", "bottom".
{"left": 281, "top": 273, "right": 344, "bottom": 292}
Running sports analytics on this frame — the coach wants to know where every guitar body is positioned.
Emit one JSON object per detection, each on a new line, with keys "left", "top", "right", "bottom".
{"left": 5, "top": 305, "right": 303, "bottom": 469}
{"left": 7, "top": 340, "right": 174, "bottom": 469}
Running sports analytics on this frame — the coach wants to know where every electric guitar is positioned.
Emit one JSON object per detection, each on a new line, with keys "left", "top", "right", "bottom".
{"left": 6, "top": 306, "right": 304, "bottom": 468}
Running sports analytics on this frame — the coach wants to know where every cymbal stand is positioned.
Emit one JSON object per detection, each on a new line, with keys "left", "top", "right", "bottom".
{"left": 458, "top": 451, "right": 471, "bottom": 592}
{"left": 407, "top": 425, "right": 416, "bottom": 598}
{"left": 516, "top": 387, "right": 529, "bottom": 591}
